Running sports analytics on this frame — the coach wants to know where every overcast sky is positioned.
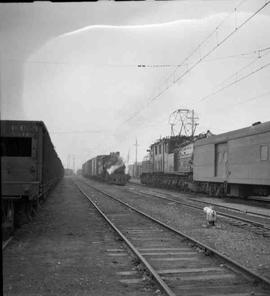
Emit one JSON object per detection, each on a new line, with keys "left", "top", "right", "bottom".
{"left": 1, "top": 1, "right": 270, "bottom": 170}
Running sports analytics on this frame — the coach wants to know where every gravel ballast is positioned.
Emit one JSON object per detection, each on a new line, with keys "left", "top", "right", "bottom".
{"left": 84, "top": 177, "right": 270, "bottom": 281}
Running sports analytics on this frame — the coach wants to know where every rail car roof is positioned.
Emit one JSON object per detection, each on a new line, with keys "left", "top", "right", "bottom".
{"left": 83, "top": 152, "right": 122, "bottom": 164}
{"left": 150, "top": 135, "right": 192, "bottom": 147}
{"left": 82, "top": 154, "right": 107, "bottom": 166}
{"left": 1, "top": 120, "right": 49, "bottom": 134}
{"left": 195, "top": 121, "right": 270, "bottom": 146}
{"left": 1, "top": 120, "right": 62, "bottom": 161}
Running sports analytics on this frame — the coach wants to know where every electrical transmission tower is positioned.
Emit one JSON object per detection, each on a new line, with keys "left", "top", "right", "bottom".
{"left": 168, "top": 109, "right": 199, "bottom": 137}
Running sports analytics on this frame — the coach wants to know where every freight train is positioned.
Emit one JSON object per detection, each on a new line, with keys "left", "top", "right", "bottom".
{"left": 1, "top": 120, "right": 64, "bottom": 239}
{"left": 141, "top": 121, "right": 270, "bottom": 198}
{"left": 82, "top": 152, "right": 130, "bottom": 185}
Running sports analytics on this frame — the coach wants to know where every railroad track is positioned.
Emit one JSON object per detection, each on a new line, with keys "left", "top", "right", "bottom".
{"left": 75, "top": 179, "right": 270, "bottom": 296}
{"left": 125, "top": 185, "right": 270, "bottom": 237}
{"left": 128, "top": 182, "right": 270, "bottom": 219}
{"left": 2, "top": 236, "right": 13, "bottom": 251}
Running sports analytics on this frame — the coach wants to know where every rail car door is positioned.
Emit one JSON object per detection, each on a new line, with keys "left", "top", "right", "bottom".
{"left": 215, "top": 142, "right": 228, "bottom": 180}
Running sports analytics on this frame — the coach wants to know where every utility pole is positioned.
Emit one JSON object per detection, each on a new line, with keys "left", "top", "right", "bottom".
{"left": 170, "top": 123, "right": 175, "bottom": 136}
{"left": 134, "top": 138, "right": 139, "bottom": 178}
{"left": 126, "top": 149, "right": 130, "bottom": 175}
{"left": 127, "top": 149, "right": 130, "bottom": 166}
{"left": 189, "top": 109, "right": 199, "bottom": 137}
{"left": 67, "top": 155, "right": 70, "bottom": 169}
{"left": 73, "top": 155, "right": 75, "bottom": 173}
{"left": 0, "top": 52, "right": 2, "bottom": 113}
{"left": 191, "top": 109, "right": 194, "bottom": 137}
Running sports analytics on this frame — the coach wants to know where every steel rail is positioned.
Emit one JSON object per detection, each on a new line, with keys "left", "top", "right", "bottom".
{"left": 189, "top": 197, "right": 270, "bottom": 219}
{"left": 80, "top": 179, "right": 270, "bottom": 288}
{"left": 2, "top": 236, "right": 13, "bottom": 251}
{"left": 128, "top": 187, "right": 270, "bottom": 231}
{"left": 128, "top": 181, "right": 270, "bottom": 219}
{"left": 74, "top": 181, "right": 176, "bottom": 296}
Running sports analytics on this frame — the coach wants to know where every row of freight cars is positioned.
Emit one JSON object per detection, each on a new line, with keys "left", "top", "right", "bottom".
{"left": 141, "top": 121, "right": 270, "bottom": 197}
{"left": 1, "top": 120, "right": 64, "bottom": 239}
{"left": 82, "top": 152, "right": 130, "bottom": 185}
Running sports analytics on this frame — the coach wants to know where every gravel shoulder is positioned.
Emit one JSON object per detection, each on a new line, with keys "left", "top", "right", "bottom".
{"left": 3, "top": 177, "right": 162, "bottom": 296}
{"left": 85, "top": 177, "right": 270, "bottom": 281}
{"left": 129, "top": 181, "right": 270, "bottom": 224}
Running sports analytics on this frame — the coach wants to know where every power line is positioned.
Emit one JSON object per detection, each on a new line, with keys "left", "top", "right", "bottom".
{"left": 4, "top": 1, "right": 253, "bottom": 72}
{"left": 211, "top": 48, "right": 270, "bottom": 90}
{"left": 158, "top": 0, "right": 249, "bottom": 85}
{"left": 171, "top": 1, "right": 270, "bottom": 87}
{"left": 233, "top": 91, "right": 270, "bottom": 106}
{"left": 7, "top": 46, "right": 269, "bottom": 68}
{"left": 193, "top": 45, "right": 270, "bottom": 63}
{"left": 211, "top": 90, "right": 270, "bottom": 114}
{"left": 51, "top": 129, "right": 108, "bottom": 134}
{"left": 141, "top": 0, "right": 249, "bottom": 94}
{"left": 4, "top": 58, "right": 145, "bottom": 68}
{"left": 121, "top": 0, "right": 270, "bottom": 125}
{"left": 199, "top": 61, "right": 270, "bottom": 103}
{"left": 136, "top": 49, "right": 261, "bottom": 68}
{"left": 231, "top": 91, "right": 270, "bottom": 107}
{"left": 195, "top": 46, "right": 270, "bottom": 104}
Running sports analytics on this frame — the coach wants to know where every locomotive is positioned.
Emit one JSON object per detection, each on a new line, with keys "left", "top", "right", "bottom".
{"left": 1, "top": 120, "right": 64, "bottom": 239}
{"left": 141, "top": 121, "right": 270, "bottom": 198}
{"left": 82, "top": 152, "right": 130, "bottom": 185}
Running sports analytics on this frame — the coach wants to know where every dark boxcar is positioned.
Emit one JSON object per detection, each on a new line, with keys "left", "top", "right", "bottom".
{"left": 193, "top": 121, "right": 270, "bottom": 197}
{"left": 1, "top": 120, "right": 63, "bottom": 238}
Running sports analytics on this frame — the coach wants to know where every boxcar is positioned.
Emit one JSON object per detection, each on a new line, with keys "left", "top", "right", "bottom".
{"left": 193, "top": 121, "right": 270, "bottom": 197}
{"left": 1, "top": 120, "right": 63, "bottom": 238}
{"left": 82, "top": 155, "right": 106, "bottom": 178}
{"left": 82, "top": 152, "right": 129, "bottom": 185}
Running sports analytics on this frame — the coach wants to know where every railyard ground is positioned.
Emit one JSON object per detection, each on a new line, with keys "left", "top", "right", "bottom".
{"left": 3, "top": 177, "right": 162, "bottom": 296}
{"left": 86, "top": 178, "right": 270, "bottom": 281}
{"left": 110, "top": 181, "right": 270, "bottom": 279}
{"left": 3, "top": 176, "right": 270, "bottom": 295}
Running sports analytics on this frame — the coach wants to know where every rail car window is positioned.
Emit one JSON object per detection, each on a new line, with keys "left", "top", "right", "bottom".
{"left": 260, "top": 145, "right": 268, "bottom": 161}
{"left": 155, "top": 146, "right": 157, "bottom": 155}
{"left": 0, "top": 137, "right": 32, "bottom": 157}
{"left": 159, "top": 145, "right": 161, "bottom": 154}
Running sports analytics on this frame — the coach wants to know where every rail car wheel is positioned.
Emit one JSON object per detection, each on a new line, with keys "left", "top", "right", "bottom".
{"left": 25, "top": 200, "right": 35, "bottom": 221}
{"left": 2, "top": 200, "right": 15, "bottom": 240}
{"left": 33, "top": 197, "right": 40, "bottom": 213}
{"left": 14, "top": 198, "right": 34, "bottom": 226}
